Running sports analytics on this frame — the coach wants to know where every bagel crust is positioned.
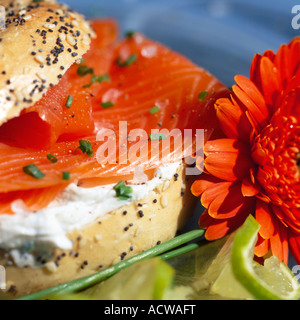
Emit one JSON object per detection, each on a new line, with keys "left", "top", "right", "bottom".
{"left": 0, "top": 163, "right": 197, "bottom": 299}
{"left": 0, "top": 0, "right": 94, "bottom": 126}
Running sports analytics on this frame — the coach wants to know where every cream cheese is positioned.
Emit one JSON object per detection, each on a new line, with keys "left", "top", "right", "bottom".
{"left": 0, "top": 162, "right": 181, "bottom": 267}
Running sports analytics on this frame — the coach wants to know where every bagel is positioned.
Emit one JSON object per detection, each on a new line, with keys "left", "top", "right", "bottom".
{"left": 0, "top": 0, "right": 228, "bottom": 300}
{"left": 0, "top": 0, "right": 94, "bottom": 126}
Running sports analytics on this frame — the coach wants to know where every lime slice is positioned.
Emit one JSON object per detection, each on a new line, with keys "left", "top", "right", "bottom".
{"left": 80, "top": 257, "right": 174, "bottom": 300}
{"left": 207, "top": 215, "right": 300, "bottom": 300}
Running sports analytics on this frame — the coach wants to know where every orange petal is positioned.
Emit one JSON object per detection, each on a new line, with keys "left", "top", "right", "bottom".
{"left": 289, "top": 232, "right": 300, "bottom": 265}
{"left": 190, "top": 174, "right": 221, "bottom": 198}
{"left": 234, "top": 75, "right": 269, "bottom": 117}
{"left": 255, "top": 200, "right": 275, "bottom": 239}
{"left": 270, "top": 228, "right": 289, "bottom": 264}
{"left": 208, "top": 183, "right": 254, "bottom": 220}
{"left": 254, "top": 233, "right": 270, "bottom": 257}
{"left": 204, "top": 140, "right": 252, "bottom": 182}
{"left": 201, "top": 181, "right": 232, "bottom": 209}
{"left": 215, "top": 98, "right": 252, "bottom": 142}
{"left": 241, "top": 175, "right": 260, "bottom": 197}
{"left": 232, "top": 80, "right": 269, "bottom": 131}
{"left": 259, "top": 56, "right": 281, "bottom": 109}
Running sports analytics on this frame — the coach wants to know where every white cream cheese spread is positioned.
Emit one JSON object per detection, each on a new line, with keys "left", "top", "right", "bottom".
{"left": 0, "top": 162, "right": 181, "bottom": 267}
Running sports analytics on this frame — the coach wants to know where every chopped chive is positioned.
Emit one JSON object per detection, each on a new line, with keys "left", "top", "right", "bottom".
{"left": 125, "top": 30, "right": 136, "bottom": 38}
{"left": 47, "top": 154, "right": 57, "bottom": 163}
{"left": 100, "top": 101, "right": 115, "bottom": 109}
{"left": 33, "top": 0, "right": 44, "bottom": 2}
{"left": 149, "top": 106, "right": 160, "bottom": 115}
{"left": 62, "top": 171, "right": 71, "bottom": 180}
{"left": 149, "top": 133, "right": 167, "bottom": 141}
{"left": 65, "top": 95, "right": 73, "bottom": 108}
{"left": 198, "top": 90, "right": 209, "bottom": 101}
{"left": 77, "top": 65, "right": 94, "bottom": 77}
{"left": 113, "top": 180, "right": 133, "bottom": 200}
{"left": 116, "top": 54, "right": 137, "bottom": 67}
{"left": 23, "top": 164, "right": 45, "bottom": 179}
{"left": 83, "top": 73, "right": 111, "bottom": 88}
{"left": 75, "top": 140, "right": 93, "bottom": 157}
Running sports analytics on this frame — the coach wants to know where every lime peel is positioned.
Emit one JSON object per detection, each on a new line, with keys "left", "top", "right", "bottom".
{"left": 231, "top": 215, "right": 300, "bottom": 300}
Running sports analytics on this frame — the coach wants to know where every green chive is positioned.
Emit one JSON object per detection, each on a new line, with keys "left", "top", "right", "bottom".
{"left": 33, "top": 0, "right": 44, "bottom": 2}
{"left": 47, "top": 154, "right": 58, "bottom": 163}
{"left": 83, "top": 73, "right": 111, "bottom": 88}
{"left": 62, "top": 172, "right": 71, "bottom": 180}
{"left": 75, "top": 140, "right": 93, "bottom": 157}
{"left": 23, "top": 164, "right": 45, "bottom": 179}
{"left": 149, "top": 106, "right": 160, "bottom": 115}
{"left": 198, "top": 90, "right": 209, "bottom": 101}
{"left": 125, "top": 30, "right": 136, "bottom": 38}
{"left": 65, "top": 95, "right": 73, "bottom": 108}
{"left": 100, "top": 101, "right": 115, "bottom": 109}
{"left": 113, "top": 180, "right": 133, "bottom": 200}
{"left": 149, "top": 133, "right": 167, "bottom": 141}
{"left": 77, "top": 65, "right": 94, "bottom": 77}
{"left": 116, "top": 54, "right": 137, "bottom": 67}
{"left": 16, "top": 229, "right": 204, "bottom": 300}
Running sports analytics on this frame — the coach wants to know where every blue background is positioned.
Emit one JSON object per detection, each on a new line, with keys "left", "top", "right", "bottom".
{"left": 63, "top": 0, "right": 298, "bottom": 269}
{"left": 63, "top": 0, "right": 299, "bottom": 86}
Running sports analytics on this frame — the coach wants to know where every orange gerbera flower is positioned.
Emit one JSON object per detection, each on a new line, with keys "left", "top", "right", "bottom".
{"left": 192, "top": 37, "right": 300, "bottom": 265}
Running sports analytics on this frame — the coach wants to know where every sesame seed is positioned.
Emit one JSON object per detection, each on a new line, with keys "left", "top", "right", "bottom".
{"left": 34, "top": 55, "right": 45, "bottom": 64}
{"left": 43, "top": 23, "right": 56, "bottom": 29}
{"left": 66, "top": 34, "right": 76, "bottom": 46}
{"left": 161, "top": 196, "right": 168, "bottom": 208}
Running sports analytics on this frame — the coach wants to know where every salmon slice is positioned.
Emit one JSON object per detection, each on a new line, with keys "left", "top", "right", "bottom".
{"left": 0, "top": 20, "right": 229, "bottom": 213}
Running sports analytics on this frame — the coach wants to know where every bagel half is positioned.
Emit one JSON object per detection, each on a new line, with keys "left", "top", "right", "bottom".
{"left": 0, "top": 162, "right": 196, "bottom": 299}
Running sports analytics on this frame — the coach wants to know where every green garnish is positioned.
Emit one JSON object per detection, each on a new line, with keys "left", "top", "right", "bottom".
{"left": 75, "top": 140, "right": 93, "bottom": 157}
{"left": 149, "top": 133, "right": 167, "bottom": 141}
{"left": 65, "top": 95, "right": 73, "bottom": 108}
{"left": 149, "top": 106, "right": 160, "bottom": 115}
{"left": 125, "top": 31, "right": 136, "bottom": 38}
{"left": 83, "top": 73, "right": 111, "bottom": 88}
{"left": 47, "top": 154, "right": 58, "bottom": 163}
{"left": 23, "top": 164, "right": 45, "bottom": 179}
{"left": 113, "top": 180, "right": 133, "bottom": 200}
{"left": 100, "top": 101, "right": 115, "bottom": 109}
{"left": 33, "top": 0, "right": 44, "bottom": 2}
{"left": 16, "top": 229, "right": 204, "bottom": 300}
{"left": 62, "top": 172, "right": 71, "bottom": 180}
{"left": 116, "top": 54, "right": 137, "bottom": 67}
{"left": 198, "top": 90, "right": 209, "bottom": 101}
{"left": 77, "top": 65, "right": 94, "bottom": 77}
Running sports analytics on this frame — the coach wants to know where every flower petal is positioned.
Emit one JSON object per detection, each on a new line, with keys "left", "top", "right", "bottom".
{"left": 254, "top": 233, "right": 270, "bottom": 257}
{"left": 191, "top": 174, "right": 221, "bottom": 198}
{"left": 215, "top": 97, "right": 252, "bottom": 142}
{"left": 289, "top": 232, "right": 300, "bottom": 265}
{"left": 204, "top": 139, "right": 252, "bottom": 181}
{"left": 241, "top": 175, "right": 260, "bottom": 197}
{"left": 208, "top": 183, "right": 254, "bottom": 220}
{"left": 270, "top": 224, "right": 289, "bottom": 265}
{"left": 255, "top": 200, "right": 275, "bottom": 239}
{"left": 201, "top": 181, "right": 232, "bottom": 209}
{"left": 258, "top": 56, "right": 281, "bottom": 110}
{"left": 233, "top": 77, "right": 269, "bottom": 131}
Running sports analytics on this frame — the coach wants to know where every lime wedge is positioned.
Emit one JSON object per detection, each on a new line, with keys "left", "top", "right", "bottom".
{"left": 80, "top": 257, "right": 174, "bottom": 300}
{"left": 206, "top": 215, "right": 300, "bottom": 300}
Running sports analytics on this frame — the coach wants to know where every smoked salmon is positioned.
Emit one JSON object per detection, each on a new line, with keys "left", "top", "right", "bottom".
{"left": 0, "top": 19, "right": 229, "bottom": 214}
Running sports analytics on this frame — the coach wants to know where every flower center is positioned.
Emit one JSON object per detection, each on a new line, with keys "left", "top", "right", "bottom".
{"left": 251, "top": 115, "right": 299, "bottom": 209}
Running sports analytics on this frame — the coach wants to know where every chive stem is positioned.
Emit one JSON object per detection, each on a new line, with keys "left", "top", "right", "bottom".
{"left": 16, "top": 229, "right": 204, "bottom": 300}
